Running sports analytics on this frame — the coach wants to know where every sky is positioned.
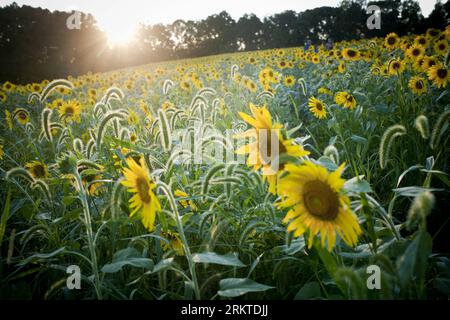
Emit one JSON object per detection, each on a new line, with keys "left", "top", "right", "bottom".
{"left": 0, "top": 0, "right": 439, "bottom": 45}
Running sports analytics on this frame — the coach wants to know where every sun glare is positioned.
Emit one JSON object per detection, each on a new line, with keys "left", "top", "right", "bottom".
{"left": 99, "top": 19, "right": 138, "bottom": 47}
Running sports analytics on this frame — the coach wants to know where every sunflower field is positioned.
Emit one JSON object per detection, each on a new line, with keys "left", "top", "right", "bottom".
{"left": 0, "top": 27, "right": 449, "bottom": 300}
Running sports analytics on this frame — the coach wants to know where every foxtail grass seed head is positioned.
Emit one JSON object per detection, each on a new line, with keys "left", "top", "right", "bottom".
{"left": 379, "top": 124, "right": 406, "bottom": 169}
{"left": 406, "top": 191, "right": 435, "bottom": 230}
{"left": 414, "top": 115, "right": 430, "bottom": 139}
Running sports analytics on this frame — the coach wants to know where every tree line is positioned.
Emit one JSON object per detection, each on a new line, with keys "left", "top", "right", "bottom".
{"left": 0, "top": 0, "right": 449, "bottom": 84}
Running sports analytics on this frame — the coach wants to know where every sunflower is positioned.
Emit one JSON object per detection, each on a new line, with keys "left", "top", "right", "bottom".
{"left": 277, "top": 161, "right": 362, "bottom": 251}
{"left": 408, "top": 76, "right": 428, "bottom": 95}
{"left": 59, "top": 100, "right": 82, "bottom": 123}
{"left": 427, "top": 63, "right": 449, "bottom": 88}
{"left": 384, "top": 32, "right": 399, "bottom": 50}
{"left": 283, "top": 75, "right": 295, "bottom": 87}
{"left": 421, "top": 55, "right": 438, "bottom": 71}
{"left": 2, "top": 81, "right": 15, "bottom": 92}
{"left": 406, "top": 45, "right": 425, "bottom": 60}
{"left": 414, "top": 35, "right": 428, "bottom": 47}
{"left": 121, "top": 157, "right": 161, "bottom": 231}
{"left": 14, "top": 108, "right": 30, "bottom": 125}
{"left": 235, "top": 103, "right": 309, "bottom": 193}
{"left": 79, "top": 165, "right": 103, "bottom": 196}
{"left": 342, "top": 48, "right": 359, "bottom": 61}
{"left": 174, "top": 189, "right": 198, "bottom": 211}
{"left": 318, "top": 87, "right": 333, "bottom": 96}
{"left": 335, "top": 91, "right": 356, "bottom": 109}
{"left": 434, "top": 40, "right": 449, "bottom": 56}
{"left": 0, "top": 90, "right": 7, "bottom": 102}
{"left": 50, "top": 98, "right": 65, "bottom": 109}
{"left": 308, "top": 97, "right": 327, "bottom": 119}
{"left": 388, "top": 58, "right": 405, "bottom": 75}
{"left": 161, "top": 231, "right": 184, "bottom": 256}
{"left": 25, "top": 160, "right": 49, "bottom": 179}
{"left": 338, "top": 61, "right": 346, "bottom": 73}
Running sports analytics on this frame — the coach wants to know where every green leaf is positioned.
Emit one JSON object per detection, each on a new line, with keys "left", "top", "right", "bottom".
{"left": 294, "top": 281, "right": 322, "bottom": 299}
{"left": 152, "top": 257, "right": 174, "bottom": 273}
{"left": 18, "top": 247, "right": 66, "bottom": 266}
{"left": 396, "top": 231, "right": 432, "bottom": 288}
{"left": 317, "top": 156, "right": 338, "bottom": 171}
{"left": 192, "top": 252, "right": 245, "bottom": 267}
{"left": 218, "top": 278, "right": 274, "bottom": 297}
{"left": 101, "top": 247, "right": 153, "bottom": 273}
{"left": 344, "top": 176, "right": 372, "bottom": 194}
{"left": 0, "top": 189, "right": 12, "bottom": 247}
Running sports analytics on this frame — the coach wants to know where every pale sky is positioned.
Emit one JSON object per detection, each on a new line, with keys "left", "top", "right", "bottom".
{"left": 0, "top": 0, "right": 439, "bottom": 45}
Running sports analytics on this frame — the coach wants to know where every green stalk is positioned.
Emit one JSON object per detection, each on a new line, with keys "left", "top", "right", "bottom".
{"left": 157, "top": 181, "right": 201, "bottom": 300}
{"left": 74, "top": 170, "right": 103, "bottom": 299}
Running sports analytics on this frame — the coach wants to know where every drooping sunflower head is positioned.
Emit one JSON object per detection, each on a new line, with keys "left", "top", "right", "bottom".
{"left": 277, "top": 161, "right": 362, "bottom": 251}
{"left": 335, "top": 91, "right": 356, "bottom": 110}
{"left": 308, "top": 97, "right": 327, "bottom": 119}
{"left": 236, "top": 103, "right": 309, "bottom": 193}
{"left": 14, "top": 108, "right": 30, "bottom": 125}
{"left": 121, "top": 157, "right": 161, "bottom": 231}
{"left": 25, "top": 160, "right": 49, "bottom": 179}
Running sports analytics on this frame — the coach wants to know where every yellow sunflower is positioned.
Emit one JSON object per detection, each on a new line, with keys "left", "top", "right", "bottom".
{"left": 59, "top": 100, "right": 82, "bottom": 123}
{"left": 308, "top": 97, "right": 327, "bottom": 119}
{"left": 406, "top": 45, "right": 425, "bottom": 60}
{"left": 335, "top": 92, "right": 357, "bottom": 110}
{"left": 25, "top": 160, "right": 49, "bottom": 179}
{"left": 427, "top": 63, "right": 449, "bottom": 88}
{"left": 14, "top": 108, "right": 30, "bottom": 125}
{"left": 384, "top": 32, "right": 400, "bottom": 50}
{"left": 277, "top": 161, "right": 362, "bottom": 251}
{"left": 338, "top": 61, "right": 346, "bottom": 73}
{"left": 174, "top": 189, "right": 198, "bottom": 211}
{"left": 161, "top": 231, "right": 184, "bottom": 256}
{"left": 284, "top": 75, "right": 295, "bottom": 87}
{"left": 342, "top": 48, "right": 359, "bottom": 61}
{"left": 0, "top": 90, "right": 7, "bottom": 102}
{"left": 2, "top": 81, "right": 15, "bottom": 92}
{"left": 388, "top": 58, "right": 405, "bottom": 75}
{"left": 121, "top": 157, "right": 161, "bottom": 231}
{"left": 434, "top": 40, "right": 449, "bottom": 56}
{"left": 408, "top": 76, "right": 428, "bottom": 95}
{"left": 235, "top": 103, "right": 309, "bottom": 193}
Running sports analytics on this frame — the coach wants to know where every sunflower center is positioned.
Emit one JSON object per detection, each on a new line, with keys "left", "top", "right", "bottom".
{"left": 65, "top": 107, "right": 74, "bottom": 115}
{"left": 415, "top": 81, "right": 423, "bottom": 89}
{"left": 33, "top": 165, "right": 46, "bottom": 178}
{"left": 437, "top": 68, "right": 448, "bottom": 79}
{"left": 412, "top": 49, "right": 420, "bottom": 56}
{"left": 387, "top": 37, "right": 396, "bottom": 45}
{"left": 19, "top": 112, "right": 26, "bottom": 119}
{"left": 136, "top": 177, "right": 151, "bottom": 204}
{"left": 348, "top": 50, "right": 356, "bottom": 57}
{"left": 303, "top": 180, "right": 339, "bottom": 221}
{"left": 316, "top": 102, "right": 323, "bottom": 111}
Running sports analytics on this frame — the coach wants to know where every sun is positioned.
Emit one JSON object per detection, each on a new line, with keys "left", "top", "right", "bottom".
{"left": 98, "top": 18, "right": 138, "bottom": 47}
